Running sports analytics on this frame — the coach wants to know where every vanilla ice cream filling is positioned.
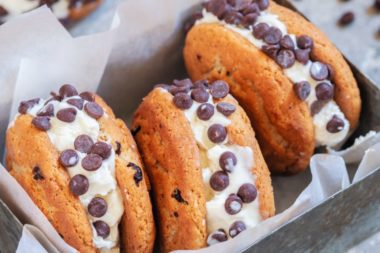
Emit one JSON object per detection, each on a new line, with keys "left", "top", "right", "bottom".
{"left": 196, "top": 9, "right": 350, "bottom": 147}
{"left": 161, "top": 87, "right": 262, "bottom": 242}
{"left": 26, "top": 96, "right": 123, "bottom": 253}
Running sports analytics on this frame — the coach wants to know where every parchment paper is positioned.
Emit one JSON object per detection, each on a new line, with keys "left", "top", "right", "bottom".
{"left": 0, "top": 1, "right": 379, "bottom": 252}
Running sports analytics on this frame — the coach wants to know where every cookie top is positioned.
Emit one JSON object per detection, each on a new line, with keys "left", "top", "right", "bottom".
{"left": 0, "top": 0, "right": 101, "bottom": 24}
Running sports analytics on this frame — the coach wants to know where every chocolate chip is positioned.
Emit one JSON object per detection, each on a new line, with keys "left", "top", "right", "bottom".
{"left": 194, "top": 80, "right": 209, "bottom": 89}
{"left": 241, "top": 12, "right": 259, "bottom": 28}
{"left": 241, "top": 3, "right": 260, "bottom": 15}
{"left": 37, "top": 104, "right": 54, "bottom": 117}
{"left": 74, "top": 135, "right": 94, "bottom": 154}
{"left": 276, "top": 49, "right": 295, "bottom": 69}
{"left": 131, "top": 126, "right": 141, "bottom": 136}
{"left": 295, "top": 49, "right": 310, "bottom": 65}
{"left": 326, "top": 64, "right": 334, "bottom": 81}
{"left": 69, "top": 174, "right": 89, "bottom": 196}
{"left": 115, "top": 142, "right": 121, "bottom": 155}
{"left": 127, "top": 162, "right": 143, "bottom": 186}
{"left": 262, "top": 44, "right": 280, "bottom": 59}
{"left": 225, "top": 194, "right": 243, "bottom": 215}
{"left": 173, "top": 78, "right": 193, "bottom": 89}
{"left": 82, "top": 154, "right": 103, "bottom": 171}
{"left": 197, "top": 103, "right": 215, "bottom": 121}
{"left": 294, "top": 81, "right": 311, "bottom": 101}
{"left": 67, "top": 98, "right": 84, "bottom": 110}
{"left": 257, "top": 0, "right": 269, "bottom": 10}
{"left": 57, "top": 108, "right": 77, "bottom": 123}
{"left": 207, "top": 229, "right": 228, "bottom": 246}
{"left": 210, "top": 80, "right": 229, "bottom": 99}
{"left": 219, "top": 151, "right": 237, "bottom": 172}
{"left": 184, "top": 12, "right": 203, "bottom": 33}
{"left": 18, "top": 98, "right": 40, "bottom": 114}
{"left": 326, "top": 115, "right": 345, "bottom": 133}
{"left": 237, "top": 183, "right": 257, "bottom": 203}
{"left": 171, "top": 188, "right": 188, "bottom": 204}
{"left": 88, "top": 197, "right": 108, "bottom": 218}
{"left": 229, "top": 221, "right": 246, "bottom": 238}
{"left": 224, "top": 10, "right": 243, "bottom": 25}
{"left": 310, "top": 62, "right": 329, "bottom": 81}
{"left": 32, "top": 116, "right": 51, "bottom": 131}
{"left": 253, "top": 23, "right": 270, "bottom": 40}
{"left": 174, "top": 212, "right": 179, "bottom": 217}
{"left": 33, "top": 166, "right": 44, "bottom": 181}
{"left": 280, "top": 35, "right": 295, "bottom": 50}
{"left": 310, "top": 100, "right": 327, "bottom": 116}
{"left": 208, "top": 124, "right": 227, "bottom": 143}
{"left": 84, "top": 102, "right": 104, "bottom": 119}
{"left": 204, "top": 0, "right": 229, "bottom": 19}
{"left": 210, "top": 171, "right": 229, "bottom": 191}
{"left": 191, "top": 88, "right": 210, "bottom": 103}
{"left": 316, "top": 82, "right": 334, "bottom": 101}
{"left": 79, "top": 91, "right": 95, "bottom": 102}
{"left": 296, "top": 35, "right": 314, "bottom": 50}
{"left": 59, "top": 149, "right": 79, "bottom": 168}
{"left": 216, "top": 102, "right": 236, "bottom": 116}
{"left": 173, "top": 93, "right": 193, "bottom": 110}
{"left": 91, "top": 142, "right": 112, "bottom": 160}
{"left": 264, "top": 27, "right": 282, "bottom": 45}
{"left": 59, "top": 84, "right": 78, "bottom": 98}
{"left": 93, "top": 221, "right": 110, "bottom": 238}
{"left": 339, "top": 11, "right": 355, "bottom": 26}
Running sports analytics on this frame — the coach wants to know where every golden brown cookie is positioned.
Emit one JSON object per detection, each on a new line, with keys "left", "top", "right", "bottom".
{"left": 6, "top": 85, "right": 155, "bottom": 253}
{"left": 132, "top": 79, "right": 275, "bottom": 252}
{"left": 183, "top": 0, "right": 361, "bottom": 174}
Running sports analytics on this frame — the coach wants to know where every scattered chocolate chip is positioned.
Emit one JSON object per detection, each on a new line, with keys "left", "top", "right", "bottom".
{"left": 310, "top": 100, "right": 327, "bottom": 116}
{"left": 257, "top": 0, "right": 269, "bottom": 10}
{"left": 32, "top": 116, "right": 51, "bottom": 131}
{"left": 253, "top": 23, "right": 270, "bottom": 40}
{"left": 224, "top": 10, "right": 243, "bottom": 25}
{"left": 67, "top": 98, "right": 84, "bottom": 110}
{"left": 84, "top": 102, "right": 104, "bottom": 119}
{"left": 241, "top": 12, "right": 259, "bottom": 28}
{"left": 82, "top": 154, "right": 103, "bottom": 171}
{"left": 37, "top": 104, "right": 54, "bottom": 117}
{"left": 79, "top": 92, "right": 95, "bottom": 102}
{"left": 173, "top": 93, "right": 193, "bottom": 109}
{"left": 127, "top": 162, "right": 143, "bottom": 186}
{"left": 173, "top": 78, "right": 193, "bottom": 88}
{"left": 276, "top": 49, "right": 296, "bottom": 69}
{"left": 91, "top": 142, "right": 112, "bottom": 160}
{"left": 207, "top": 229, "right": 228, "bottom": 246}
{"left": 316, "top": 82, "right": 334, "bottom": 101}
{"left": 204, "top": 0, "right": 229, "bottom": 19}
{"left": 241, "top": 3, "right": 260, "bottom": 15}
{"left": 339, "top": 11, "right": 354, "bottom": 26}
{"left": 174, "top": 211, "right": 179, "bottom": 217}
{"left": 59, "top": 84, "right": 78, "bottom": 98}
{"left": 295, "top": 49, "right": 310, "bottom": 65}
{"left": 210, "top": 80, "right": 229, "bottom": 99}
{"left": 88, "top": 197, "right": 108, "bottom": 218}
{"left": 171, "top": 188, "right": 188, "bottom": 204}
{"left": 191, "top": 88, "right": 210, "bottom": 103}
{"left": 210, "top": 171, "right": 229, "bottom": 191}
{"left": 264, "top": 26, "right": 282, "bottom": 45}
{"left": 115, "top": 142, "right": 121, "bottom": 155}
{"left": 184, "top": 12, "right": 203, "bottom": 33}
{"left": 93, "top": 221, "right": 110, "bottom": 238}
{"left": 280, "top": 35, "right": 295, "bottom": 50}
{"left": 74, "top": 135, "right": 94, "bottom": 154}
{"left": 46, "top": 93, "right": 63, "bottom": 104}
{"left": 131, "top": 126, "right": 141, "bottom": 136}
{"left": 310, "top": 62, "right": 329, "bottom": 81}
{"left": 326, "top": 64, "right": 335, "bottom": 81}
{"left": 296, "top": 35, "right": 314, "bottom": 50}
{"left": 219, "top": 151, "right": 237, "bottom": 172}
{"left": 229, "top": 221, "right": 246, "bottom": 238}
{"left": 208, "top": 124, "right": 228, "bottom": 143}
{"left": 169, "top": 82, "right": 192, "bottom": 95}
{"left": 33, "top": 166, "right": 44, "bottom": 180}
{"left": 194, "top": 80, "right": 209, "bottom": 89}
{"left": 216, "top": 102, "right": 236, "bottom": 116}
{"left": 326, "top": 115, "right": 345, "bottom": 133}
{"left": 18, "top": 98, "right": 40, "bottom": 114}
{"left": 59, "top": 149, "right": 79, "bottom": 168}
{"left": 294, "top": 81, "right": 311, "bottom": 101}
{"left": 225, "top": 194, "right": 243, "bottom": 215}
{"left": 237, "top": 183, "right": 257, "bottom": 203}
{"left": 197, "top": 103, "right": 215, "bottom": 121}
{"left": 262, "top": 44, "right": 280, "bottom": 59}
{"left": 69, "top": 174, "right": 89, "bottom": 196}
{"left": 57, "top": 108, "right": 77, "bottom": 123}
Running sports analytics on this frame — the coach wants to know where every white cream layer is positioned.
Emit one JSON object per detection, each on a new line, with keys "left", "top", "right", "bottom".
{"left": 160, "top": 88, "right": 262, "bottom": 240}
{"left": 27, "top": 96, "right": 123, "bottom": 252}
{"left": 0, "top": 0, "right": 69, "bottom": 20}
{"left": 196, "top": 9, "right": 350, "bottom": 147}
